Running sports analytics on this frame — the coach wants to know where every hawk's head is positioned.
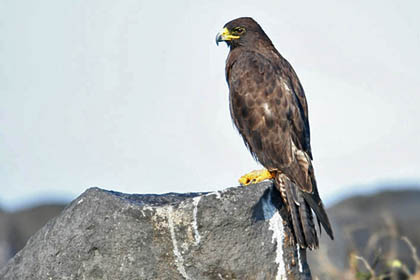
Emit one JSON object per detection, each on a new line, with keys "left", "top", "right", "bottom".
{"left": 216, "top": 17, "right": 271, "bottom": 49}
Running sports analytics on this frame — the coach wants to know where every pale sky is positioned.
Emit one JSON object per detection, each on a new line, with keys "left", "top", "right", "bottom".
{"left": 1, "top": 0, "right": 419, "bottom": 210}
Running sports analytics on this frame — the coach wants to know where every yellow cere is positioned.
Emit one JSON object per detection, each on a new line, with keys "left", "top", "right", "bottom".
{"left": 220, "top": 27, "right": 240, "bottom": 41}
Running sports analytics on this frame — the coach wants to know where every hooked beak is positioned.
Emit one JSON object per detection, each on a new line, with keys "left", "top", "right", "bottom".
{"left": 215, "top": 27, "right": 240, "bottom": 46}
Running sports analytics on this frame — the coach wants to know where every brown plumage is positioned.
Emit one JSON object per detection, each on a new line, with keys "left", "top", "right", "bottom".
{"left": 216, "top": 17, "right": 333, "bottom": 249}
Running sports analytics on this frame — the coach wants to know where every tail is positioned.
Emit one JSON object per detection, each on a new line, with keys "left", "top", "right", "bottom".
{"left": 274, "top": 173, "right": 333, "bottom": 249}
{"left": 302, "top": 175, "right": 334, "bottom": 241}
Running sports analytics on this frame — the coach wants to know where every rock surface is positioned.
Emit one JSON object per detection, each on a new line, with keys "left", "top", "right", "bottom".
{"left": 0, "top": 182, "right": 310, "bottom": 280}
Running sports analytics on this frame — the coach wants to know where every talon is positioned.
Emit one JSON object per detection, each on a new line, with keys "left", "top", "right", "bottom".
{"left": 238, "top": 169, "right": 275, "bottom": 186}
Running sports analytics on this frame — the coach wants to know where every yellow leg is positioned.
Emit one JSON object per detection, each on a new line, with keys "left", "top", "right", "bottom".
{"left": 238, "top": 169, "right": 275, "bottom": 186}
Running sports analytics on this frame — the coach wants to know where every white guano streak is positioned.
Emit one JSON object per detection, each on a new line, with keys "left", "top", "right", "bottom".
{"left": 268, "top": 211, "right": 286, "bottom": 280}
{"left": 167, "top": 206, "right": 190, "bottom": 280}
{"left": 192, "top": 196, "right": 202, "bottom": 245}
{"left": 205, "top": 190, "right": 224, "bottom": 199}
{"left": 296, "top": 244, "right": 303, "bottom": 272}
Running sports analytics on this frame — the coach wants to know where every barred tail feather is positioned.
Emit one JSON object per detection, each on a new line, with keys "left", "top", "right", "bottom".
{"left": 301, "top": 175, "right": 334, "bottom": 240}
{"left": 297, "top": 192, "right": 318, "bottom": 249}
{"left": 275, "top": 173, "right": 320, "bottom": 249}
{"left": 301, "top": 192, "right": 334, "bottom": 240}
{"left": 284, "top": 179, "right": 307, "bottom": 247}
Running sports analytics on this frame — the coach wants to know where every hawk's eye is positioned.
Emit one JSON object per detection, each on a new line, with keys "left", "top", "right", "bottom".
{"left": 233, "top": 27, "right": 245, "bottom": 34}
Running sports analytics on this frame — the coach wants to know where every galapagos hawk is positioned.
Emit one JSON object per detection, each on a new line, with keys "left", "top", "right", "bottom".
{"left": 216, "top": 17, "right": 333, "bottom": 249}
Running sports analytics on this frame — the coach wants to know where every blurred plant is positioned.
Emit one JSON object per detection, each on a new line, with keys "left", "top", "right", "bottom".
{"left": 312, "top": 215, "right": 420, "bottom": 280}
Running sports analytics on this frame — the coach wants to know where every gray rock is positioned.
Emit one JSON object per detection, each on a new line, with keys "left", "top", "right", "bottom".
{"left": 0, "top": 182, "right": 311, "bottom": 280}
